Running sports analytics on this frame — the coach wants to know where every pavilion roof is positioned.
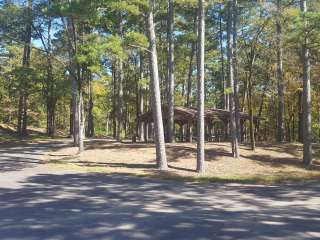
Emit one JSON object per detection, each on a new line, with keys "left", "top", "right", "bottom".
{"left": 139, "top": 105, "right": 261, "bottom": 124}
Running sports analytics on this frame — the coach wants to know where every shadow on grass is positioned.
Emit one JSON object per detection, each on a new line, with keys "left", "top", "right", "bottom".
{"left": 0, "top": 140, "right": 70, "bottom": 172}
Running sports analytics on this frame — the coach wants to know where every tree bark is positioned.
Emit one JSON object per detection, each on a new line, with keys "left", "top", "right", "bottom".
{"left": 17, "top": 0, "right": 32, "bottom": 137}
{"left": 112, "top": 62, "right": 117, "bottom": 139}
{"left": 233, "top": 0, "right": 241, "bottom": 147}
{"left": 167, "top": 0, "right": 175, "bottom": 143}
{"left": 87, "top": 72, "right": 94, "bottom": 137}
{"left": 146, "top": 0, "right": 168, "bottom": 170}
{"left": 219, "top": 3, "right": 227, "bottom": 110}
{"left": 46, "top": 14, "right": 57, "bottom": 138}
{"left": 116, "top": 15, "right": 124, "bottom": 142}
{"left": 139, "top": 54, "right": 145, "bottom": 141}
{"left": 197, "top": 0, "right": 205, "bottom": 172}
{"left": 227, "top": 1, "right": 240, "bottom": 158}
{"left": 276, "top": 0, "right": 285, "bottom": 142}
{"left": 186, "top": 14, "right": 198, "bottom": 108}
{"left": 300, "top": 0, "right": 312, "bottom": 165}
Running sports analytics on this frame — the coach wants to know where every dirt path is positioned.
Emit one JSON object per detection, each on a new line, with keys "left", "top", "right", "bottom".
{"left": 0, "top": 140, "right": 319, "bottom": 240}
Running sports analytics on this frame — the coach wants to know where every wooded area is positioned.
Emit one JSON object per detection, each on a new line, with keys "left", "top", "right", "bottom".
{"left": 1, "top": 0, "right": 319, "bottom": 172}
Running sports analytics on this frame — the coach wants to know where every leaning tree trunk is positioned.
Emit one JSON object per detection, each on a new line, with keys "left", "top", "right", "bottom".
{"left": 227, "top": 1, "right": 240, "bottom": 158}
{"left": 196, "top": 0, "right": 205, "bottom": 173}
{"left": 300, "top": 0, "right": 312, "bottom": 165}
{"left": 247, "top": 53, "right": 256, "bottom": 151}
{"left": 276, "top": 0, "right": 285, "bottom": 142}
{"left": 167, "top": 0, "right": 175, "bottom": 143}
{"left": 147, "top": 0, "right": 168, "bottom": 170}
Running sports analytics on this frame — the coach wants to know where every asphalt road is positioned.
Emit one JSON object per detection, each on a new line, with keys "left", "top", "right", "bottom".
{"left": 0, "top": 141, "right": 319, "bottom": 240}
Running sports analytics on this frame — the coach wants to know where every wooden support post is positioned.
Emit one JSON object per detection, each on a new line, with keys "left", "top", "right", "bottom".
{"left": 188, "top": 122, "right": 193, "bottom": 143}
{"left": 224, "top": 120, "right": 229, "bottom": 141}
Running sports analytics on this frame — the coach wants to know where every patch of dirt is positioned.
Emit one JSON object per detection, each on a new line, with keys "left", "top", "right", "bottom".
{"left": 47, "top": 139, "right": 320, "bottom": 180}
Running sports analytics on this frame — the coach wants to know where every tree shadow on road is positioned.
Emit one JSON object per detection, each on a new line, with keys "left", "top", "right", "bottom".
{"left": 0, "top": 173, "right": 319, "bottom": 240}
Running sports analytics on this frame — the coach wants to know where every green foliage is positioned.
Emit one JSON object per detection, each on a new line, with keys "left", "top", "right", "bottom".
{"left": 124, "top": 31, "right": 149, "bottom": 49}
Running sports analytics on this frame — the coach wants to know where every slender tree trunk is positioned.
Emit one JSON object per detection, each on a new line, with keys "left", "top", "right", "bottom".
{"left": 66, "top": 17, "right": 83, "bottom": 152}
{"left": 112, "top": 63, "right": 117, "bottom": 139}
{"left": 300, "top": 0, "right": 312, "bottom": 165}
{"left": 17, "top": 0, "right": 32, "bottom": 136}
{"left": 219, "top": 4, "right": 227, "bottom": 110}
{"left": 116, "top": 16, "right": 124, "bottom": 142}
{"left": 227, "top": 1, "right": 240, "bottom": 158}
{"left": 146, "top": 0, "right": 168, "bottom": 170}
{"left": 87, "top": 73, "right": 94, "bottom": 137}
{"left": 167, "top": 0, "right": 175, "bottom": 143}
{"left": 233, "top": 0, "right": 241, "bottom": 146}
{"left": 69, "top": 99, "right": 73, "bottom": 137}
{"left": 276, "top": 0, "right": 285, "bottom": 142}
{"left": 71, "top": 73, "right": 80, "bottom": 146}
{"left": 79, "top": 90, "right": 85, "bottom": 152}
{"left": 116, "top": 59, "right": 124, "bottom": 141}
{"left": 197, "top": 0, "right": 205, "bottom": 172}
{"left": 139, "top": 54, "right": 145, "bottom": 141}
{"left": 46, "top": 16, "right": 56, "bottom": 138}
{"left": 246, "top": 45, "right": 256, "bottom": 150}
{"left": 248, "top": 60, "right": 255, "bottom": 150}
{"left": 186, "top": 14, "right": 198, "bottom": 108}
{"left": 297, "top": 90, "right": 303, "bottom": 142}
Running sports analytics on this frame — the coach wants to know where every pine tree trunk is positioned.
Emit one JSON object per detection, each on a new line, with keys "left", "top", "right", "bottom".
{"left": 147, "top": 0, "right": 168, "bottom": 170}
{"left": 276, "top": 0, "right": 285, "bottom": 142}
{"left": 167, "top": 0, "right": 175, "bottom": 143}
{"left": 71, "top": 73, "right": 80, "bottom": 146}
{"left": 186, "top": 14, "right": 198, "bottom": 108}
{"left": 248, "top": 64, "right": 255, "bottom": 151}
{"left": 219, "top": 3, "right": 227, "bottom": 110}
{"left": 66, "top": 17, "right": 83, "bottom": 152}
{"left": 232, "top": 0, "right": 241, "bottom": 147}
{"left": 300, "top": 0, "right": 312, "bottom": 165}
{"left": 87, "top": 73, "right": 94, "bottom": 138}
{"left": 116, "top": 59, "right": 124, "bottom": 141}
{"left": 112, "top": 62, "right": 117, "bottom": 139}
{"left": 227, "top": 1, "right": 240, "bottom": 158}
{"left": 46, "top": 17, "right": 56, "bottom": 138}
{"left": 79, "top": 90, "right": 85, "bottom": 152}
{"left": 196, "top": 0, "right": 205, "bottom": 172}
{"left": 139, "top": 54, "right": 145, "bottom": 141}
{"left": 69, "top": 99, "right": 73, "bottom": 137}
{"left": 297, "top": 90, "right": 303, "bottom": 142}
{"left": 17, "top": 0, "right": 32, "bottom": 136}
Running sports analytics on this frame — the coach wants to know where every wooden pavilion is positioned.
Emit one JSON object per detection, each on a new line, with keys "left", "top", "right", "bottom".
{"left": 139, "top": 105, "right": 261, "bottom": 142}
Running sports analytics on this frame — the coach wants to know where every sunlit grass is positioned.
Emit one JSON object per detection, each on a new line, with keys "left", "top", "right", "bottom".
{"left": 47, "top": 160, "right": 320, "bottom": 185}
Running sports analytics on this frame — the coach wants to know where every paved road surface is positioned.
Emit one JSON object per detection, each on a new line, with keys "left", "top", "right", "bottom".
{"left": 0, "top": 141, "right": 319, "bottom": 240}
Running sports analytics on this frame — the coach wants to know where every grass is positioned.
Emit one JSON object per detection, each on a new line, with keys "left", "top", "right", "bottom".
{"left": 47, "top": 160, "right": 320, "bottom": 185}
{"left": 0, "top": 123, "right": 68, "bottom": 143}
